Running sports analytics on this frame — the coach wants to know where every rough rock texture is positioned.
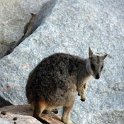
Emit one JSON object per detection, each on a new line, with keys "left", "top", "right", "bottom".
{"left": 0, "top": 0, "right": 57, "bottom": 58}
{"left": 0, "top": 105, "right": 64, "bottom": 124}
{"left": 79, "top": 110, "right": 124, "bottom": 124}
{"left": 0, "top": 105, "right": 42, "bottom": 124}
{"left": 0, "top": 0, "right": 124, "bottom": 123}
{"left": 0, "top": 106, "right": 124, "bottom": 124}
{"left": 88, "top": 110, "right": 124, "bottom": 124}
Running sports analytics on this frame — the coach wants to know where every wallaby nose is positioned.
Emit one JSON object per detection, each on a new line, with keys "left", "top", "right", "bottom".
{"left": 95, "top": 74, "right": 100, "bottom": 79}
{"left": 81, "top": 98, "right": 86, "bottom": 102}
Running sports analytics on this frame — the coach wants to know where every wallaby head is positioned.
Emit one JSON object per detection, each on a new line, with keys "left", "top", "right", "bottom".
{"left": 88, "top": 47, "right": 107, "bottom": 79}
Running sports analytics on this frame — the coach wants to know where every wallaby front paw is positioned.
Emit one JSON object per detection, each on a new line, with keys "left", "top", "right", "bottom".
{"left": 68, "top": 120, "right": 74, "bottom": 124}
{"left": 63, "top": 120, "right": 74, "bottom": 124}
{"left": 62, "top": 119, "right": 74, "bottom": 124}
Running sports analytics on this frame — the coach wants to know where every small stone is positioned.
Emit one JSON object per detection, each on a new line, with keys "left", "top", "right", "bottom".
{"left": 1, "top": 111, "right": 6, "bottom": 115}
{"left": 13, "top": 117, "right": 17, "bottom": 121}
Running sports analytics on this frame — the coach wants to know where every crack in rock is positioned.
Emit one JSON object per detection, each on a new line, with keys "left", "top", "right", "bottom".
{"left": 0, "top": 0, "right": 57, "bottom": 59}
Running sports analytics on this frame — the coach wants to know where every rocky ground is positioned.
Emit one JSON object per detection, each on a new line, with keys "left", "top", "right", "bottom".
{"left": 0, "top": 105, "right": 123, "bottom": 124}
{"left": 0, "top": 105, "right": 65, "bottom": 124}
{"left": 0, "top": 0, "right": 124, "bottom": 124}
{"left": 0, "top": 105, "right": 41, "bottom": 124}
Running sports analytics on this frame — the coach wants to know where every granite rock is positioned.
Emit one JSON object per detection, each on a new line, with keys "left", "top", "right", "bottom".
{"left": 0, "top": 0, "right": 56, "bottom": 58}
{"left": 0, "top": 105, "right": 42, "bottom": 124}
{"left": 0, "top": 0, "right": 124, "bottom": 123}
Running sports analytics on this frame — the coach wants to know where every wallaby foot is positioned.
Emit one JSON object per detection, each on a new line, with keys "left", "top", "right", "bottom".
{"left": 62, "top": 106, "right": 74, "bottom": 124}
{"left": 33, "top": 101, "right": 49, "bottom": 124}
{"left": 67, "top": 120, "right": 74, "bottom": 124}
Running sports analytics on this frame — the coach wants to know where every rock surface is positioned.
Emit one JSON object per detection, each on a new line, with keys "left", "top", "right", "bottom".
{"left": 0, "top": 0, "right": 57, "bottom": 58}
{"left": 0, "top": 105, "right": 64, "bottom": 124}
{"left": 81, "top": 109, "right": 124, "bottom": 124}
{"left": 0, "top": 0, "right": 124, "bottom": 124}
{"left": 0, "top": 105, "right": 124, "bottom": 124}
{"left": 0, "top": 105, "right": 42, "bottom": 124}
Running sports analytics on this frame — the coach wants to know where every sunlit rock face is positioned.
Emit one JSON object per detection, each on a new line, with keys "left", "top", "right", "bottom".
{"left": 0, "top": 0, "right": 51, "bottom": 58}
{"left": 0, "top": 0, "right": 124, "bottom": 123}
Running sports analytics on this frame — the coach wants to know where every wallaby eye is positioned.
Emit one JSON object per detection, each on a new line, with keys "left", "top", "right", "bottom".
{"left": 91, "top": 63, "right": 95, "bottom": 71}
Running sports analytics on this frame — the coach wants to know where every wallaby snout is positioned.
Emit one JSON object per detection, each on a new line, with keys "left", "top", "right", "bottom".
{"left": 81, "top": 98, "right": 86, "bottom": 102}
{"left": 95, "top": 73, "right": 100, "bottom": 79}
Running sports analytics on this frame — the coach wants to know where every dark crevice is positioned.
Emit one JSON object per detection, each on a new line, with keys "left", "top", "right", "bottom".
{"left": 0, "top": 96, "right": 12, "bottom": 108}
{"left": 0, "top": 0, "right": 57, "bottom": 59}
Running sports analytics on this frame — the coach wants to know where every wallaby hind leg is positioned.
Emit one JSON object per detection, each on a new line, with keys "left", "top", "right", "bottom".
{"left": 62, "top": 106, "right": 74, "bottom": 124}
{"left": 33, "top": 101, "right": 49, "bottom": 124}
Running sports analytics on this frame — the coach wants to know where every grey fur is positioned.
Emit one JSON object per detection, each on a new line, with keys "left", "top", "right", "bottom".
{"left": 26, "top": 48, "right": 107, "bottom": 124}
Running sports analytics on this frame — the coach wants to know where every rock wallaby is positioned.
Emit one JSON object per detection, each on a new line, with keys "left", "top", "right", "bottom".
{"left": 26, "top": 48, "right": 107, "bottom": 124}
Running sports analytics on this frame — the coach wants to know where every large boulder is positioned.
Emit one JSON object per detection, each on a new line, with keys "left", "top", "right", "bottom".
{"left": 0, "top": 0, "right": 56, "bottom": 58}
{"left": 0, "top": 0, "right": 124, "bottom": 123}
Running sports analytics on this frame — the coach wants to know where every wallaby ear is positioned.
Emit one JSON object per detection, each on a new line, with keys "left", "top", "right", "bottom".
{"left": 89, "top": 47, "right": 93, "bottom": 58}
{"left": 102, "top": 54, "right": 107, "bottom": 59}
